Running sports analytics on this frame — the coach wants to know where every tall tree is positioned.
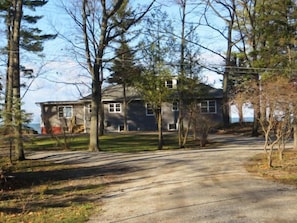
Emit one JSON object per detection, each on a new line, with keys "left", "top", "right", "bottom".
{"left": 177, "top": 0, "right": 187, "bottom": 148}
{"left": 235, "top": 0, "right": 297, "bottom": 136}
{"left": 202, "top": 0, "right": 237, "bottom": 128}
{"left": 64, "top": 0, "right": 155, "bottom": 151}
{"left": 137, "top": 8, "right": 176, "bottom": 149}
{"left": 1, "top": 0, "right": 56, "bottom": 160}
{"left": 171, "top": 0, "right": 203, "bottom": 147}
{"left": 108, "top": 0, "right": 140, "bottom": 132}
{"left": 9, "top": 0, "right": 24, "bottom": 160}
{"left": 135, "top": 66, "right": 172, "bottom": 150}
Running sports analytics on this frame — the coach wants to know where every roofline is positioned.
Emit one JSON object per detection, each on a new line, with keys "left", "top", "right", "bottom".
{"left": 36, "top": 100, "right": 85, "bottom": 106}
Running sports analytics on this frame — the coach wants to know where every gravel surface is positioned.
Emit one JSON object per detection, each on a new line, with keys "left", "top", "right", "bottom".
{"left": 27, "top": 134, "right": 297, "bottom": 223}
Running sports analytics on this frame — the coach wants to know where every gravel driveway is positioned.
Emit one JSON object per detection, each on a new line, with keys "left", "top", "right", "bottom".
{"left": 28, "top": 134, "right": 297, "bottom": 223}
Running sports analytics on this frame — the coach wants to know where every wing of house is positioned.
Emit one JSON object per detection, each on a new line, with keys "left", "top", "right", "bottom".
{"left": 36, "top": 83, "right": 223, "bottom": 134}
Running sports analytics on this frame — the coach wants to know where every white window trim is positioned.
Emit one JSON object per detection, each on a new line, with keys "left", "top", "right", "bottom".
{"left": 200, "top": 100, "right": 217, "bottom": 114}
{"left": 87, "top": 104, "right": 92, "bottom": 113}
{"left": 146, "top": 103, "right": 154, "bottom": 116}
{"left": 109, "top": 103, "right": 122, "bottom": 113}
{"left": 168, "top": 123, "right": 178, "bottom": 131}
{"left": 172, "top": 101, "right": 179, "bottom": 111}
{"left": 165, "top": 80, "right": 173, "bottom": 89}
{"left": 58, "top": 106, "right": 73, "bottom": 118}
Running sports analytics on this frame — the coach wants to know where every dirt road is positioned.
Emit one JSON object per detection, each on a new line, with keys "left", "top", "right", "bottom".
{"left": 28, "top": 134, "right": 297, "bottom": 223}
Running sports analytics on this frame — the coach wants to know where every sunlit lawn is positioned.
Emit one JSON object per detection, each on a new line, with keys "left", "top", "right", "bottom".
{"left": 23, "top": 132, "right": 198, "bottom": 152}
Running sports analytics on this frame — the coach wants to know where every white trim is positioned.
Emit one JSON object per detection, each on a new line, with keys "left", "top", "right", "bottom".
{"left": 109, "top": 103, "right": 122, "bottom": 113}
{"left": 146, "top": 103, "right": 154, "bottom": 116}
{"left": 200, "top": 100, "right": 217, "bottom": 114}
{"left": 168, "top": 123, "right": 178, "bottom": 131}
{"left": 58, "top": 106, "right": 73, "bottom": 118}
{"left": 118, "top": 124, "right": 128, "bottom": 132}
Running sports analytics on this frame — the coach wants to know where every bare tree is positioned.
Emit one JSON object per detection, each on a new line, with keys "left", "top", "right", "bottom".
{"left": 253, "top": 76, "right": 297, "bottom": 167}
{"left": 62, "top": 0, "right": 155, "bottom": 151}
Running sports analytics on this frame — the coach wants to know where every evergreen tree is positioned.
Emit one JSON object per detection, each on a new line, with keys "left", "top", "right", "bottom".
{"left": 0, "top": 0, "right": 56, "bottom": 160}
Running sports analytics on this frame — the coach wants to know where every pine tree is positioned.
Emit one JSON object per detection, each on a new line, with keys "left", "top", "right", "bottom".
{"left": 0, "top": 0, "right": 56, "bottom": 160}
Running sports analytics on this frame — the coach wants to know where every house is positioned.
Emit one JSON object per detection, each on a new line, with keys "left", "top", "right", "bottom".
{"left": 36, "top": 83, "right": 223, "bottom": 134}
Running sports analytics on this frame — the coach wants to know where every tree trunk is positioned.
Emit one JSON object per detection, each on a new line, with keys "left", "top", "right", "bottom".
{"left": 157, "top": 109, "right": 163, "bottom": 150}
{"left": 251, "top": 73, "right": 261, "bottom": 136}
{"left": 222, "top": 4, "right": 235, "bottom": 128}
{"left": 89, "top": 63, "right": 100, "bottom": 151}
{"left": 222, "top": 73, "right": 230, "bottom": 128}
{"left": 238, "top": 102, "right": 244, "bottom": 124}
{"left": 99, "top": 99, "right": 104, "bottom": 136}
{"left": 11, "top": 0, "right": 25, "bottom": 161}
{"left": 293, "top": 123, "right": 297, "bottom": 150}
{"left": 123, "top": 83, "right": 128, "bottom": 131}
{"left": 178, "top": 0, "right": 186, "bottom": 148}
{"left": 4, "top": 7, "right": 13, "bottom": 130}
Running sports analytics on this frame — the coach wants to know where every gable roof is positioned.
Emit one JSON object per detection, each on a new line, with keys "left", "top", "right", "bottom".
{"left": 198, "top": 84, "right": 223, "bottom": 99}
{"left": 80, "top": 85, "right": 141, "bottom": 102}
{"left": 37, "top": 83, "right": 223, "bottom": 106}
{"left": 82, "top": 83, "right": 222, "bottom": 101}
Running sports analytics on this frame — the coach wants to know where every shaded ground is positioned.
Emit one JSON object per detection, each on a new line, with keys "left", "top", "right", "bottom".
{"left": 24, "top": 134, "right": 297, "bottom": 223}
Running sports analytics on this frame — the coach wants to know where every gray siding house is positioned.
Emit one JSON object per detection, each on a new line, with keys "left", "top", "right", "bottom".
{"left": 37, "top": 83, "right": 223, "bottom": 134}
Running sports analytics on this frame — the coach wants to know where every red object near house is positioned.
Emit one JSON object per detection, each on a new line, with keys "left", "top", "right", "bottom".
{"left": 41, "top": 126, "right": 62, "bottom": 134}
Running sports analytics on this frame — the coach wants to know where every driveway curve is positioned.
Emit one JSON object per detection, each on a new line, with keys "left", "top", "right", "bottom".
{"left": 28, "top": 134, "right": 297, "bottom": 223}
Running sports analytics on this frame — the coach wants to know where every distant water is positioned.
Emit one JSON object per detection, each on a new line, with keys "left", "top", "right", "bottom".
{"left": 231, "top": 117, "right": 254, "bottom": 123}
{"left": 27, "top": 123, "right": 41, "bottom": 134}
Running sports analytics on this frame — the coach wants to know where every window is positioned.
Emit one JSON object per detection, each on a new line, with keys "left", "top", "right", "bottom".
{"left": 58, "top": 106, "right": 73, "bottom": 118}
{"left": 165, "top": 80, "right": 173, "bottom": 89}
{"left": 146, "top": 103, "right": 154, "bottom": 116}
{"left": 200, "top": 100, "right": 216, "bottom": 114}
{"left": 172, "top": 101, "right": 179, "bottom": 111}
{"left": 168, "top": 123, "right": 177, "bottom": 130}
{"left": 87, "top": 104, "right": 92, "bottom": 113}
{"left": 109, "top": 103, "right": 121, "bottom": 113}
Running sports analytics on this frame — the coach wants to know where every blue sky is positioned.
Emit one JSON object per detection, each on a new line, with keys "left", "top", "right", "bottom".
{"left": 19, "top": 1, "right": 241, "bottom": 124}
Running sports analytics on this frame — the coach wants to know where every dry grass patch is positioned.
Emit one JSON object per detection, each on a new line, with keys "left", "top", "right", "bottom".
{"left": 0, "top": 158, "right": 106, "bottom": 223}
{"left": 245, "top": 149, "right": 297, "bottom": 187}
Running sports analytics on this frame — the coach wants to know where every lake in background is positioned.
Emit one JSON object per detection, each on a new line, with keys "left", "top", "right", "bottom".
{"left": 27, "top": 123, "right": 41, "bottom": 134}
{"left": 231, "top": 117, "right": 253, "bottom": 123}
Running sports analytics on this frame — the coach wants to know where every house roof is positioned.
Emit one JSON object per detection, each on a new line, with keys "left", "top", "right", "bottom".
{"left": 37, "top": 83, "right": 223, "bottom": 106}
{"left": 36, "top": 100, "right": 85, "bottom": 106}
{"left": 80, "top": 84, "right": 142, "bottom": 102}
{"left": 199, "top": 84, "right": 223, "bottom": 99}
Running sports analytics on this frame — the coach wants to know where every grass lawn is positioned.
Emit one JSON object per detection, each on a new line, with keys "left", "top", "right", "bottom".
{"left": 23, "top": 132, "right": 199, "bottom": 152}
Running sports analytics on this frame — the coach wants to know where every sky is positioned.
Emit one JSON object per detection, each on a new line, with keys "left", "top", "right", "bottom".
{"left": 17, "top": 0, "right": 244, "bottom": 124}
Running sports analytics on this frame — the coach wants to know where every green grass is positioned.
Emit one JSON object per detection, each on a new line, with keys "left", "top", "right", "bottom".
{"left": 24, "top": 132, "right": 197, "bottom": 152}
